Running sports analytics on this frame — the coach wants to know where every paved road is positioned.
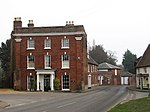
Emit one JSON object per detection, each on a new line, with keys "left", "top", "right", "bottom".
{"left": 0, "top": 86, "right": 128, "bottom": 112}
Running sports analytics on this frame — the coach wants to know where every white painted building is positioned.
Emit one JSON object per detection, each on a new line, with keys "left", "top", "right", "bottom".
{"left": 136, "top": 44, "right": 150, "bottom": 89}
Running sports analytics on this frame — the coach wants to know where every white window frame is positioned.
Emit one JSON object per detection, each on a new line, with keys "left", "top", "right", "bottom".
{"left": 62, "top": 74, "right": 70, "bottom": 91}
{"left": 27, "top": 55, "right": 35, "bottom": 69}
{"left": 27, "top": 38, "right": 35, "bottom": 50}
{"left": 44, "top": 38, "right": 51, "bottom": 49}
{"left": 88, "top": 65, "right": 90, "bottom": 72}
{"left": 62, "top": 54, "right": 70, "bottom": 69}
{"left": 61, "top": 37, "right": 69, "bottom": 49}
{"left": 144, "top": 67, "right": 147, "bottom": 73}
{"left": 91, "top": 66, "right": 93, "bottom": 72}
{"left": 44, "top": 55, "right": 51, "bottom": 69}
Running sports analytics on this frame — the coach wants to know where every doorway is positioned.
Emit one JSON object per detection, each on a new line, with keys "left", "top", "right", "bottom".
{"left": 44, "top": 75, "right": 50, "bottom": 91}
{"left": 88, "top": 74, "right": 91, "bottom": 89}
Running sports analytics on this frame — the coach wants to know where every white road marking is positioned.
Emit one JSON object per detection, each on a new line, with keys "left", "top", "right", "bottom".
{"left": 56, "top": 102, "right": 76, "bottom": 108}
{"left": 7, "top": 103, "right": 27, "bottom": 108}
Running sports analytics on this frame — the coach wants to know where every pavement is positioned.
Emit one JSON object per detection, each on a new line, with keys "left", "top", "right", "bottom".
{"left": 0, "top": 89, "right": 44, "bottom": 109}
{"left": 127, "top": 85, "right": 150, "bottom": 92}
{"left": 120, "top": 86, "right": 149, "bottom": 104}
{"left": 0, "top": 89, "right": 13, "bottom": 109}
{"left": 0, "top": 86, "right": 149, "bottom": 109}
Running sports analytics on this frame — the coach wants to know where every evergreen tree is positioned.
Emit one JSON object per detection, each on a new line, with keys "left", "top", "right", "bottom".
{"left": 122, "top": 49, "right": 137, "bottom": 74}
{"left": 0, "top": 39, "right": 11, "bottom": 88}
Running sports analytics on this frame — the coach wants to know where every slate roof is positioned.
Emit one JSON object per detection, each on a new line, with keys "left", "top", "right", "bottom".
{"left": 88, "top": 56, "right": 98, "bottom": 66}
{"left": 13, "top": 25, "right": 86, "bottom": 34}
{"left": 136, "top": 44, "right": 150, "bottom": 68}
{"left": 120, "top": 71, "right": 134, "bottom": 77}
{"left": 98, "top": 62, "right": 121, "bottom": 70}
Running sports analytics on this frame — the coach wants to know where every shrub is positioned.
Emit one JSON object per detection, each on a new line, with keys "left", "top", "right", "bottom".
{"left": 54, "top": 77, "right": 60, "bottom": 90}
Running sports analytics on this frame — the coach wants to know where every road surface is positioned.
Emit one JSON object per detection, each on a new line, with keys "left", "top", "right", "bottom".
{"left": 0, "top": 86, "right": 128, "bottom": 112}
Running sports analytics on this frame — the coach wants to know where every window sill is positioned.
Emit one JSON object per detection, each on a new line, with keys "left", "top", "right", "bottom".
{"left": 27, "top": 67, "right": 35, "bottom": 70}
{"left": 61, "top": 47, "right": 69, "bottom": 49}
{"left": 27, "top": 48, "right": 35, "bottom": 50}
{"left": 44, "top": 67, "right": 51, "bottom": 69}
{"left": 61, "top": 67, "right": 70, "bottom": 69}
{"left": 44, "top": 47, "right": 51, "bottom": 50}
{"left": 62, "top": 89, "right": 70, "bottom": 91}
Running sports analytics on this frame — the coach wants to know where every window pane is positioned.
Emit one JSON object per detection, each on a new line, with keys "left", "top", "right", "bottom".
{"left": 62, "top": 75, "right": 70, "bottom": 89}
{"left": 28, "top": 40, "right": 34, "bottom": 48}
{"left": 45, "top": 39, "right": 51, "bottom": 48}
{"left": 28, "top": 55, "right": 35, "bottom": 68}
{"left": 45, "top": 55, "right": 51, "bottom": 68}
{"left": 62, "top": 38, "right": 69, "bottom": 48}
{"left": 62, "top": 54, "right": 69, "bottom": 68}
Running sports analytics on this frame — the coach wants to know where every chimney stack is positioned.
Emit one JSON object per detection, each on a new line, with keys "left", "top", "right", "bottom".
{"left": 28, "top": 20, "right": 34, "bottom": 28}
{"left": 13, "top": 17, "right": 22, "bottom": 30}
{"left": 66, "top": 21, "right": 74, "bottom": 26}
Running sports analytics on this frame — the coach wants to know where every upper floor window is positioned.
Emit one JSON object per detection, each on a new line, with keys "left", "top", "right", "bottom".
{"left": 91, "top": 66, "right": 93, "bottom": 72}
{"left": 88, "top": 65, "right": 90, "bottom": 72}
{"left": 45, "top": 55, "right": 51, "bottom": 69}
{"left": 44, "top": 38, "right": 51, "bottom": 49}
{"left": 62, "top": 54, "right": 70, "bottom": 69}
{"left": 61, "top": 37, "right": 69, "bottom": 49}
{"left": 137, "top": 68, "right": 140, "bottom": 74}
{"left": 144, "top": 67, "right": 147, "bottom": 73}
{"left": 27, "top": 54, "right": 35, "bottom": 69}
{"left": 27, "top": 38, "right": 35, "bottom": 49}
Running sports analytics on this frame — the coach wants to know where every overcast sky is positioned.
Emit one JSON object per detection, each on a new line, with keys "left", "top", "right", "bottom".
{"left": 1, "top": 0, "right": 150, "bottom": 64}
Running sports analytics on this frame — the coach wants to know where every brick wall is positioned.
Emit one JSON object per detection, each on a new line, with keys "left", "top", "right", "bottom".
{"left": 12, "top": 35, "right": 87, "bottom": 91}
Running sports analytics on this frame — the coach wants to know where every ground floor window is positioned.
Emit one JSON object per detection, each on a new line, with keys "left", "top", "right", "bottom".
{"left": 27, "top": 76, "right": 36, "bottom": 91}
{"left": 62, "top": 74, "right": 70, "bottom": 90}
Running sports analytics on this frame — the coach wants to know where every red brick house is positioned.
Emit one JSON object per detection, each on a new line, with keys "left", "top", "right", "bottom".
{"left": 98, "top": 62, "right": 121, "bottom": 85}
{"left": 11, "top": 17, "right": 88, "bottom": 92}
{"left": 87, "top": 56, "right": 99, "bottom": 89}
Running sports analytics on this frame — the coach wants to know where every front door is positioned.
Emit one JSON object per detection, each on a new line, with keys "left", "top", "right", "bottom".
{"left": 44, "top": 75, "right": 50, "bottom": 91}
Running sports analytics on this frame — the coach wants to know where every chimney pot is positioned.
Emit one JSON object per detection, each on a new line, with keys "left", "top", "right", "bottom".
{"left": 66, "top": 21, "right": 68, "bottom": 25}
{"left": 29, "top": 20, "right": 33, "bottom": 24}
{"left": 28, "top": 20, "right": 34, "bottom": 28}
{"left": 14, "top": 17, "right": 21, "bottom": 21}
{"left": 66, "top": 21, "right": 74, "bottom": 26}
{"left": 72, "top": 21, "right": 74, "bottom": 25}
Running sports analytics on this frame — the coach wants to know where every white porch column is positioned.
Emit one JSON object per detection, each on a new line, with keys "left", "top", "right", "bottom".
{"left": 140, "top": 77, "right": 143, "bottom": 89}
{"left": 51, "top": 74, "right": 54, "bottom": 91}
{"left": 115, "top": 69, "right": 117, "bottom": 75}
{"left": 37, "top": 73, "right": 40, "bottom": 91}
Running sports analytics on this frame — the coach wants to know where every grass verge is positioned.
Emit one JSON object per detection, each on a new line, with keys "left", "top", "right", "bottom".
{"left": 108, "top": 97, "right": 150, "bottom": 112}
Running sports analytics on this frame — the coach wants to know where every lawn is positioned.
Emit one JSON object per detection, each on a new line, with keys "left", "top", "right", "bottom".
{"left": 108, "top": 97, "right": 150, "bottom": 112}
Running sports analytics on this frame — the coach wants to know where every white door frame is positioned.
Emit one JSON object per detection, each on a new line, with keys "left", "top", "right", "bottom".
{"left": 88, "top": 74, "right": 91, "bottom": 89}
